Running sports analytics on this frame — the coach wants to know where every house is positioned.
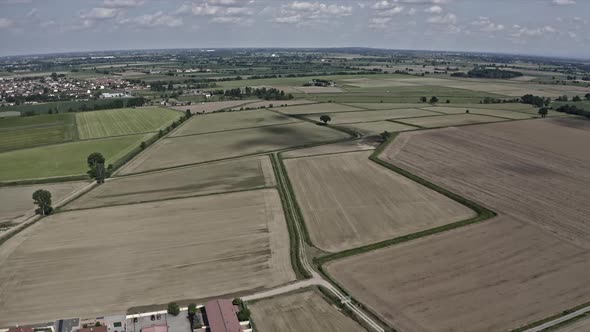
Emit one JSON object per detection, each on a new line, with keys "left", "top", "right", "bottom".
{"left": 204, "top": 299, "right": 243, "bottom": 332}
{"left": 139, "top": 325, "right": 167, "bottom": 332}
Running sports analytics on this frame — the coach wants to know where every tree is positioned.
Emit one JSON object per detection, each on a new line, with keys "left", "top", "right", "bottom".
{"left": 319, "top": 114, "right": 331, "bottom": 124}
{"left": 429, "top": 96, "right": 439, "bottom": 104}
{"left": 87, "top": 152, "right": 106, "bottom": 183}
{"left": 167, "top": 302, "right": 180, "bottom": 316}
{"left": 573, "top": 95, "right": 582, "bottom": 102}
{"left": 420, "top": 96, "right": 427, "bottom": 103}
{"left": 585, "top": 93, "right": 590, "bottom": 100}
{"left": 140, "top": 141, "right": 147, "bottom": 150}
{"left": 380, "top": 131, "right": 392, "bottom": 141}
{"left": 32, "top": 189, "right": 52, "bottom": 216}
{"left": 187, "top": 303, "right": 197, "bottom": 329}
{"left": 465, "top": 109, "right": 470, "bottom": 113}
{"left": 446, "top": 99, "right": 450, "bottom": 103}
{"left": 185, "top": 109, "right": 192, "bottom": 118}
{"left": 538, "top": 107, "right": 548, "bottom": 118}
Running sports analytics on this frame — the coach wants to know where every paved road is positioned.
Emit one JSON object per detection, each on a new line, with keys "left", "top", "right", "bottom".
{"left": 524, "top": 306, "right": 590, "bottom": 332}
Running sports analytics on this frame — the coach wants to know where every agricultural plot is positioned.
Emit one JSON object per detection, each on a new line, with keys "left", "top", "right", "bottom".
{"left": 294, "top": 86, "right": 345, "bottom": 93}
{"left": 343, "top": 121, "right": 417, "bottom": 135}
{"left": 0, "top": 189, "right": 294, "bottom": 326}
{"left": 284, "top": 151, "right": 474, "bottom": 252}
{"left": 65, "top": 156, "right": 275, "bottom": 210}
{"left": 229, "top": 99, "right": 315, "bottom": 110}
{"left": 281, "top": 138, "right": 378, "bottom": 159}
{"left": 119, "top": 122, "right": 349, "bottom": 175}
{"left": 419, "top": 106, "right": 534, "bottom": 119}
{"left": 170, "top": 109, "right": 300, "bottom": 137}
{"left": 304, "top": 108, "right": 437, "bottom": 124}
{"left": 327, "top": 218, "right": 590, "bottom": 332}
{"left": 76, "top": 107, "right": 180, "bottom": 139}
{"left": 344, "top": 103, "right": 426, "bottom": 110}
{"left": 0, "top": 133, "right": 151, "bottom": 182}
{"left": 0, "top": 181, "right": 88, "bottom": 225}
{"left": 556, "top": 316, "right": 590, "bottom": 332}
{"left": 398, "top": 114, "right": 506, "bottom": 128}
{"left": 323, "top": 118, "right": 590, "bottom": 331}
{"left": 249, "top": 289, "right": 365, "bottom": 332}
{"left": 273, "top": 103, "right": 362, "bottom": 115}
{"left": 173, "top": 100, "right": 260, "bottom": 114}
{"left": 0, "top": 113, "right": 76, "bottom": 152}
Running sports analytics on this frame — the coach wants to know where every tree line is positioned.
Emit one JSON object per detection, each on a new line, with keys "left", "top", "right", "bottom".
{"left": 452, "top": 68, "right": 523, "bottom": 79}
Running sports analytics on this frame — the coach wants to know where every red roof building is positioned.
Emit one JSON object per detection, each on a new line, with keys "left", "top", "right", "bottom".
{"left": 78, "top": 327, "right": 108, "bottom": 332}
{"left": 204, "top": 299, "right": 243, "bottom": 332}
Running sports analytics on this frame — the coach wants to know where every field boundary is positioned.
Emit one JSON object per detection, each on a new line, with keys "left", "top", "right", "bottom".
{"left": 510, "top": 301, "right": 590, "bottom": 332}
{"left": 166, "top": 120, "right": 304, "bottom": 139}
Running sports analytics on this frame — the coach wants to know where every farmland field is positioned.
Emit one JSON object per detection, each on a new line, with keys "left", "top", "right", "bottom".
{"left": 344, "top": 103, "right": 429, "bottom": 110}
{"left": 249, "top": 289, "right": 365, "bottom": 332}
{"left": 173, "top": 100, "right": 260, "bottom": 114}
{"left": 230, "top": 99, "right": 315, "bottom": 110}
{"left": 0, "top": 133, "right": 152, "bottom": 181}
{"left": 326, "top": 218, "right": 590, "bottom": 332}
{"left": 419, "top": 106, "right": 534, "bottom": 119}
{"left": 76, "top": 107, "right": 180, "bottom": 139}
{"left": 65, "top": 156, "right": 274, "bottom": 210}
{"left": 343, "top": 121, "right": 417, "bottom": 135}
{"left": 0, "top": 189, "right": 294, "bottom": 326}
{"left": 556, "top": 316, "right": 590, "bottom": 332}
{"left": 284, "top": 151, "right": 475, "bottom": 252}
{"left": 294, "top": 86, "right": 344, "bottom": 93}
{"left": 398, "top": 114, "right": 506, "bottom": 128}
{"left": 0, "top": 181, "right": 88, "bottom": 224}
{"left": 304, "top": 108, "right": 437, "bottom": 124}
{"left": 169, "top": 109, "right": 300, "bottom": 136}
{"left": 0, "top": 113, "right": 76, "bottom": 152}
{"left": 281, "top": 138, "right": 378, "bottom": 159}
{"left": 323, "top": 118, "right": 590, "bottom": 331}
{"left": 119, "top": 122, "right": 349, "bottom": 175}
{"left": 273, "top": 103, "right": 362, "bottom": 115}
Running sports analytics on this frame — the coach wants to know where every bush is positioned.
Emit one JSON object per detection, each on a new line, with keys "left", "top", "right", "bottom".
{"left": 167, "top": 302, "right": 180, "bottom": 316}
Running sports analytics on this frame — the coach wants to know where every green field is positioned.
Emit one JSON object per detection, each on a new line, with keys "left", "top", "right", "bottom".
{"left": 0, "top": 113, "right": 77, "bottom": 152}
{"left": 0, "top": 133, "right": 152, "bottom": 182}
{"left": 215, "top": 73, "right": 408, "bottom": 89}
{"left": 0, "top": 98, "right": 144, "bottom": 115}
{"left": 75, "top": 107, "right": 181, "bottom": 139}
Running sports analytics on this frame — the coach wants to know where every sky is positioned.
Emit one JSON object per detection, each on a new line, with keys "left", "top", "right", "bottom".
{"left": 0, "top": 0, "right": 589, "bottom": 59}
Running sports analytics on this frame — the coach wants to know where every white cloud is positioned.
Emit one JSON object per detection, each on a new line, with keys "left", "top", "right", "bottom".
{"left": 408, "top": 8, "right": 416, "bottom": 15}
{"left": 271, "top": 1, "right": 352, "bottom": 25}
{"left": 26, "top": 8, "right": 39, "bottom": 18}
{"left": 271, "top": 14, "right": 301, "bottom": 23}
{"left": 103, "top": 0, "right": 144, "bottom": 8}
{"left": 424, "top": 5, "right": 442, "bottom": 13}
{"left": 512, "top": 25, "right": 558, "bottom": 37}
{"left": 120, "top": 11, "right": 183, "bottom": 27}
{"left": 287, "top": 2, "right": 353, "bottom": 16}
{"left": 0, "top": 17, "right": 14, "bottom": 28}
{"left": 472, "top": 17, "right": 504, "bottom": 32}
{"left": 427, "top": 13, "right": 456, "bottom": 24}
{"left": 552, "top": 0, "right": 575, "bottom": 5}
{"left": 80, "top": 8, "right": 118, "bottom": 20}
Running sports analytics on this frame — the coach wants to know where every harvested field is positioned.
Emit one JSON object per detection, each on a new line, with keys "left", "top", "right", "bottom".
{"left": 344, "top": 103, "right": 426, "bottom": 110}
{"left": 0, "top": 181, "right": 88, "bottom": 224}
{"left": 344, "top": 80, "right": 417, "bottom": 88}
{"left": 119, "top": 122, "right": 349, "bottom": 175}
{"left": 398, "top": 114, "right": 506, "bottom": 128}
{"left": 281, "top": 138, "right": 378, "bottom": 159}
{"left": 65, "top": 156, "right": 275, "bottom": 210}
{"left": 383, "top": 118, "right": 590, "bottom": 247}
{"left": 284, "top": 151, "right": 475, "bottom": 252}
{"left": 273, "top": 103, "right": 362, "bottom": 115}
{"left": 0, "top": 189, "right": 294, "bottom": 326}
{"left": 249, "top": 289, "right": 365, "bottom": 332}
{"left": 556, "top": 316, "right": 590, "bottom": 332}
{"left": 343, "top": 121, "right": 417, "bottom": 135}
{"left": 230, "top": 99, "right": 315, "bottom": 110}
{"left": 0, "top": 113, "right": 76, "bottom": 152}
{"left": 173, "top": 100, "right": 260, "bottom": 114}
{"left": 76, "top": 107, "right": 180, "bottom": 139}
{"left": 0, "top": 133, "right": 152, "bottom": 182}
{"left": 169, "top": 109, "right": 300, "bottom": 137}
{"left": 305, "top": 108, "right": 437, "bottom": 124}
{"left": 327, "top": 218, "right": 590, "bottom": 332}
{"left": 419, "top": 106, "right": 534, "bottom": 119}
{"left": 325, "top": 118, "right": 590, "bottom": 331}
{"left": 294, "top": 86, "right": 345, "bottom": 93}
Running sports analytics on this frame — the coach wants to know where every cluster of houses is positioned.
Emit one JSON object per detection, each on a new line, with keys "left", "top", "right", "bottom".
{"left": 1, "top": 299, "right": 252, "bottom": 332}
{"left": 0, "top": 76, "right": 136, "bottom": 104}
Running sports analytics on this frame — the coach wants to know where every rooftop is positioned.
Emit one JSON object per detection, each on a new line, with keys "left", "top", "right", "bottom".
{"left": 204, "top": 299, "right": 242, "bottom": 332}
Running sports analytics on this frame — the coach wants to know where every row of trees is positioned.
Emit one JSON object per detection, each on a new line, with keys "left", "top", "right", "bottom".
{"left": 451, "top": 68, "right": 523, "bottom": 79}
{"left": 223, "top": 87, "right": 294, "bottom": 100}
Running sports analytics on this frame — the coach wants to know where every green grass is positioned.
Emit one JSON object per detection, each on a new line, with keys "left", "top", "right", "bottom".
{"left": 0, "top": 98, "right": 144, "bottom": 115}
{"left": 0, "top": 133, "right": 152, "bottom": 182}
{"left": 76, "top": 107, "right": 181, "bottom": 139}
{"left": 215, "top": 74, "right": 409, "bottom": 89}
{"left": 0, "top": 113, "right": 77, "bottom": 152}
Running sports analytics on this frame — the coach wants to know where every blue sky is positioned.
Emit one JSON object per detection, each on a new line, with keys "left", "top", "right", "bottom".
{"left": 0, "top": 0, "right": 588, "bottom": 58}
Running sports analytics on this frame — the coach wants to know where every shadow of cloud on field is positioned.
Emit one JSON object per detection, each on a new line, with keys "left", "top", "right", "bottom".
{"left": 231, "top": 124, "right": 311, "bottom": 150}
